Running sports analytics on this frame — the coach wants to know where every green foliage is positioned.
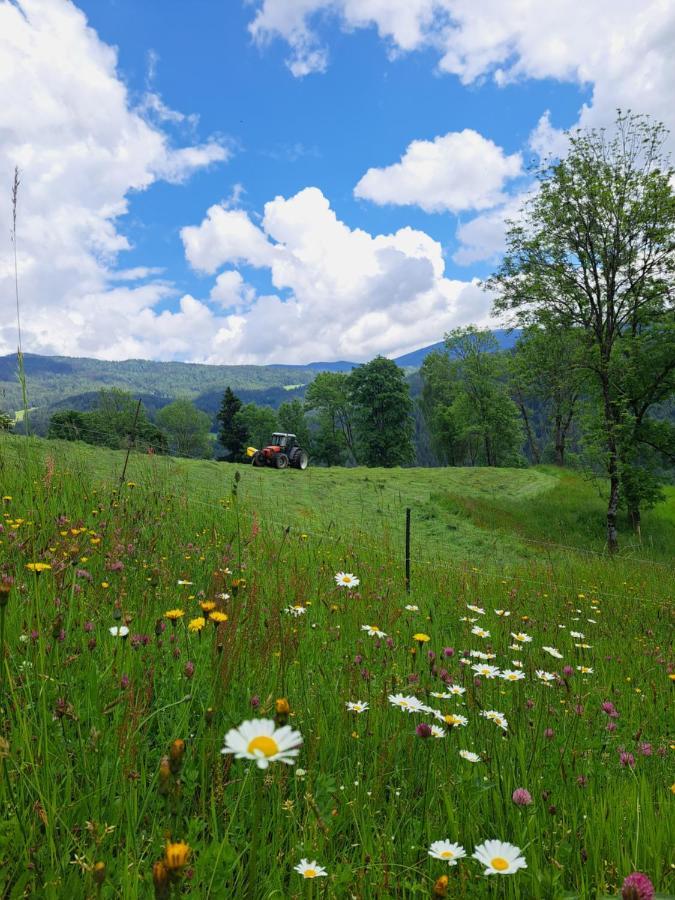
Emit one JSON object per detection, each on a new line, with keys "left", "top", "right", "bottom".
{"left": 233, "top": 403, "right": 278, "bottom": 449}
{"left": 216, "top": 387, "right": 247, "bottom": 461}
{"left": 489, "top": 111, "right": 675, "bottom": 549}
{"left": 277, "top": 399, "right": 310, "bottom": 449}
{"left": 0, "top": 410, "right": 13, "bottom": 432}
{"left": 155, "top": 399, "right": 213, "bottom": 459}
{"left": 304, "top": 372, "right": 355, "bottom": 465}
{"left": 347, "top": 356, "right": 414, "bottom": 467}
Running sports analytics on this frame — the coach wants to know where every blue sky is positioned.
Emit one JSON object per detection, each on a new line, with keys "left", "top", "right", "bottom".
{"left": 0, "top": 0, "right": 672, "bottom": 363}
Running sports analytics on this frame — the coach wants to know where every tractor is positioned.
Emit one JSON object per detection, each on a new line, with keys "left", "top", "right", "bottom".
{"left": 247, "top": 433, "right": 309, "bottom": 470}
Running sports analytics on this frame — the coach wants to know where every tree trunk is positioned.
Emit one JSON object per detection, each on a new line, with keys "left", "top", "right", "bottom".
{"left": 628, "top": 503, "right": 641, "bottom": 533}
{"left": 601, "top": 368, "right": 620, "bottom": 554}
{"left": 518, "top": 401, "right": 541, "bottom": 464}
{"left": 554, "top": 415, "right": 565, "bottom": 465}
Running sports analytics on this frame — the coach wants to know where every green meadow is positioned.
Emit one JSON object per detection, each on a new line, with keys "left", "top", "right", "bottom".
{"left": 0, "top": 433, "right": 672, "bottom": 898}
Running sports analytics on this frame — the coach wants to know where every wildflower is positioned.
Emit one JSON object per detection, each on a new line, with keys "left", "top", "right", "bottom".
{"left": 542, "top": 646, "right": 563, "bottom": 659}
{"left": 361, "top": 624, "right": 386, "bottom": 638}
{"left": 428, "top": 840, "right": 466, "bottom": 865}
{"left": 481, "top": 710, "right": 508, "bottom": 730}
{"left": 469, "top": 650, "right": 496, "bottom": 660}
{"left": 621, "top": 872, "right": 655, "bottom": 900}
{"left": 413, "top": 633, "right": 431, "bottom": 643}
{"left": 575, "top": 643, "right": 593, "bottom": 649}
{"left": 109, "top": 626, "right": 129, "bottom": 638}
{"left": 495, "top": 609, "right": 511, "bottom": 616}
{"left": 388, "top": 694, "right": 426, "bottom": 713}
{"left": 445, "top": 684, "right": 466, "bottom": 696}
{"left": 602, "top": 701, "right": 619, "bottom": 718}
{"left": 459, "top": 750, "right": 481, "bottom": 762}
{"left": 512, "top": 788, "right": 532, "bottom": 806}
{"left": 544, "top": 728, "right": 555, "bottom": 740}
{"left": 416, "top": 723, "right": 433, "bottom": 739}
{"left": 152, "top": 860, "right": 170, "bottom": 898}
{"left": 442, "top": 647, "right": 455, "bottom": 657}
{"left": 511, "top": 659, "right": 523, "bottom": 668}
{"left": 619, "top": 752, "right": 636, "bottom": 768}
{"left": 433, "top": 874, "right": 449, "bottom": 897}
{"left": 200, "top": 601, "right": 216, "bottom": 614}
{"left": 221, "top": 719, "right": 302, "bottom": 769}
{"left": 472, "top": 840, "right": 527, "bottom": 875}
{"left": 176, "top": 580, "right": 193, "bottom": 586}
{"left": 209, "top": 611, "right": 228, "bottom": 625}
{"left": 467, "top": 605, "right": 485, "bottom": 614}
{"left": 501, "top": 670, "right": 525, "bottom": 682}
{"left": 440, "top": 713, "right": 468, "bottom": 728}
{"left": 429, "top": 725, "right": 445, "bottom": 738}
{"left": 577, "top": 665, "right": 593, "bottom": 674}
{"left": 335, "top": 572, "right": 359, "bottom": 588}
{"left": 471, "top": 664, "right": 500, "bottom": 679}
{"left": 188, "top": 617, "right": 205, "bottom": 633}
{"left": 164, "top": 841, "right": 190, "bottom": 870}
{"left": 184, "top": 661, "right": 195, "bottom": 678}
{"left": 164, "top": 609, "right": 184, "bottom": 625}
{"left": 511, "top": 632, "right": 532, "bottom": 643}
{"left": 294, "top": 859, "right": 328, "bottom": 878}
{"left": 346, "top": 701, "right": 369, "bottom": 713}
{"left": 25, "top": 562, "right": 52, "bottom": 573}
{"left": 405, "top": 604, "right": 419, "bottom": 611}
{"left": 286, "top": 605, "right": 307, "bottom": 616}
{"left": 471, "top": 626, "right": 490, "bottom": 638}
{"left": 570, "top": 631, "right": 585, "bottom": 639}
{"left": 536, "top": 670, "right": 556, "bottom": 683}
{"left": 93, "top": 861, "right": 106, "bottom": 886}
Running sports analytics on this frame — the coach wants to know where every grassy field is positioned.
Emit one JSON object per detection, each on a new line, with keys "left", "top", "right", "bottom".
{"left": 0, "top": 434, "right": 672, "bottom": 898}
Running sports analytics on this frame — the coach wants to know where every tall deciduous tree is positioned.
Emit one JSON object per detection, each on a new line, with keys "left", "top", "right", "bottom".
{"left": 156, "top": 399, "right": 213, "bottom": 458}
{"left": 234, "top": 404, "right": 278, "bottom": 450}
{"left": 278, "top": 399, "right": 311, "bottom": 449}
{"left": 216, "top": 387, "right": 247, "bottom": 461}
{"left": 304, "top": 372, "right": 356, "bottom": 465}
{"left": 489, "top": 113, "right": 675, "bottom": 552}
{"left": 347, "top": 356, "right": 414, "bottom": 467}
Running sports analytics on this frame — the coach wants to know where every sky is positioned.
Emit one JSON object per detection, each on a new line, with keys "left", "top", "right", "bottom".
{"left": 1, "top": 0, "right": 673, "bottom": 365}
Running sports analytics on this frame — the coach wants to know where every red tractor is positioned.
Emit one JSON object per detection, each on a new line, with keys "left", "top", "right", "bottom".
{"left": 249, "top": 433, "right": 309, "bottom": 470}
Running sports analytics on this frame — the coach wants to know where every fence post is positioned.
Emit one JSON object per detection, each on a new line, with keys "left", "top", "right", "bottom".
{"left": 405, "top": 507, "right": 411, "bottom": 594}
{"left": 120, "top": 399, "right": 142, "bottom": 486}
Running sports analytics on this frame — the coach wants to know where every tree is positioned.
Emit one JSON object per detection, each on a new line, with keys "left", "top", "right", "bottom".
{"left": 489, "top": 112, "right": 675, "bottom": 551}
{"left": 278, "top": 399, "right": 310, "bottom": 449}
{"left": 442, "top": 327, "right": 524, "bottom": 467}
{"left": 156, "top": 399, "right": 213, "bottom": 458}
{"left": 419, "top": 350, "right": 463, "bottom": 465}
{"left": 216, "top": 387, "right": 247, "bottom": 461}
{"left": 0, "top": 411, "right": 13, "bottom": 432}
{"left": 508, "top": 327, "right": 584, "bottom": 465}
{"left": 234, "top": 404, "right": 278, "bottom": 450}
{"left": 304, "top": 372, "right": 356, "bottom": 465}
{"left": 347, "top": 356, "right": 414, "bottom": 467}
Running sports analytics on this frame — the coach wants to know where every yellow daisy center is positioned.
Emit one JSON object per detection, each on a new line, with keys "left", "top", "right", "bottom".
{"left": 342, "top": 576, "right": 351, "bottom": 583}
{"left": 440, "top": 850, "right": 454, "bottom": 859}
{"left": 303, "top": 869, "right": 317, "bottom": 878}
{"left": 491, "top": 857, "right": 509, "bottom": 871}
{"left": 247, "top": 735, "right": 279, "bottom": 757}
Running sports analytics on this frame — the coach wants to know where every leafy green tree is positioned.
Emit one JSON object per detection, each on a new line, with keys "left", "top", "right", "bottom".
{"left": 47, "top": 391, "right": 167, "bottom": 452}
{"left": 443, "top": 327, "right": 524, "bottom": 467}
{"left": 488, "top": 112, "right": 675, "bottom": 551}
{"left": 304, "top": 372, "right": 356, "bottom": 465}
{"left": 0, "top": 410, "right": 13, "bottom": 432}
{"left": 216, "top": 387, "right": 248, "bottom": 462}
{"left": 234, "top": 404, "right": 278, "bottom": 450}
{"left": 48, "top": 410, "right": 90, "bottom": 442}
{"left": 347, "top": 356, "right": 414, "bottom": 467}
{"left": 156, "top": 399, "right": 213, "bottom": 458}
{"left": 419, "top": 351, "right": 463, "bottom": 465}
{"left": 508, "top": 327, "right": 584, "bottom": 465}
{"left": 278, "top": 399, "right": 310, "bottom": 449}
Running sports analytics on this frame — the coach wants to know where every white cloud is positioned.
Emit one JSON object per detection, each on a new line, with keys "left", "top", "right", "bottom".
{"left": 528, "top": 111, "right": 569, "bottom": 160}
{"left": 354, "top": 130, "right": 522, "bottom": 213}
{"left": 0, "top": 0, "right": 229, "bottom": 360}
{"left": 210, "top": 270, "right": 257, "bottom": 308}
{"left": 180, "top": 186, "right": 494, "bottom": 363}
{"left": 453, "top": 193, "right": 529, "bottom": 265}
{"left": 247, "top": 0, "right": 675, "bottom": 145}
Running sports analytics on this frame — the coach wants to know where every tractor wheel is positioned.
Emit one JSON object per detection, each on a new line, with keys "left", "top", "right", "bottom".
{"left": 275, "top": 453, "right": 289, "bottom": 469}
{"left": 292, "top": 450, "right": 309, "bottom": 470}
{"left": 251, "top": 451, "right": 266, "bottom": 467}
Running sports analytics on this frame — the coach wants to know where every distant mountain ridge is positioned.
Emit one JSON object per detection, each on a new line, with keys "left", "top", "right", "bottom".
{"left": 0, "top": 331, "right": 520, "bottom": 424}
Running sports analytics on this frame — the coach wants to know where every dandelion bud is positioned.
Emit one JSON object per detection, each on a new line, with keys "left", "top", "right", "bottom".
{"left": 204, "top": 708, "right": 214, "bottom": 725}
{"left": 93, "top": 861, "right": 106, "bottom": 886}
{"left": 153, "top": 861, "right": 170, "bottom": 899}
{"left": 433, "top": 874, "right": 449, "bottom": 897}
{"left": 0, "top": 582, "right": 10, "bottom": 607}
{"left": 158, "top": 756, "right": 171, "bottom": 795}
{"left": 169, "top": 740, "right": 186, "bottom": 775}
{"left": 164, "top": 841, "right": 190, "bottom": 871}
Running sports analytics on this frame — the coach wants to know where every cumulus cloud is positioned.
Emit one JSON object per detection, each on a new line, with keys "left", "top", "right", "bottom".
{"left": 354, "top": 130, "right": 522, "bottom": 213}
{"left": 179, "top": 186, "right": 494, "bottom": 364}
{"left": 247, "top": 0, "right": 675, "bottom": 144}
{"left": 0, "top": 0, "right": 229, "bottom": 360}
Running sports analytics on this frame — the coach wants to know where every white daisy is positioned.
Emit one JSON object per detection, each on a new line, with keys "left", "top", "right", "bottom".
{"left": 576, "top": 666, "right": 594, "bottom": 674}
{"left": 428, "top": 840, "right": 467, "bottom": 865}
{"left": 346, "top": 701, "right": 369, "bottom": 713}
{"left": 587, "top": 618, "right": 597, "bottom": 624}
{"left": 459, "top": 750, "right": 481, "bottom": 763}
{"left": 481, "top": 710, "right": 509, "bottom": 730}
{"left": 176, "top": 580, "right": 193, "bottom": 585}
{"left": 221, "top": 719, "right": 302, "bottom": 769}
{"left": 473, "top": 840, "right": 527, "bottom": 875}
{"left": 500, "top": 670, "right": 525, "bottom": 682}
{"left": 404, "top": 604, "right": 419, "bottom": 611}
{"left": 471, "top": 664, "right": 501, "bottom": 679}
{"left": 294, "top": 859, "right": 327, "bottom": 879}
{"left": 494, "top": 609, "right": 511, "bottom": 617}
{"left": 542, "top": 646, "right": 563, "bottom": 659}
{"left": 285, "top": 605, "right": 307, "bottom": 616}
{"left": 109, "top": 626, "right": 129, "bottom": 638}
{"left": 335, "top": 572, "right": 359, "bottom": 588}
{"left": 471, "top": 626, "right": 491, "bottom": 638}
{"left": 511, "top": 632, "right": 532, "bottom": 643}
{"left": 361, "top": 624, "right": 386, "bottom": 638}
{"left": 535, "top": 669, "right": 556, "bottom": 683}
{"left": 511, "top": 660, "right": 523, "bottom": 668}
{"left": 446, "top": 684, "right": 467, "bottom": 696}
{"left": 469, "top": 650, "right": 496, "bottom": 660}
{"left": 467, "top": 604, "right": 485, "bottom": 614}
{"left": 575, "top": 643, "right": 593, "bottom": 649}
{"left": 388, "top": 694, "right": 426, "bottom": 714}
{"left": 460, "top": 616, "right": 478, "bottom": 623}
{"left": 429, "top": 724, "right": 446, "bottom": 738}
{"left": 438, "top": 713, "right": 468, "bottom": 728}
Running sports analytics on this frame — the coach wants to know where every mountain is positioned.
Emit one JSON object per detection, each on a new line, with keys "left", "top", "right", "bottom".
{"left": 0, "top": 331, "right": 521, "bottom": 426}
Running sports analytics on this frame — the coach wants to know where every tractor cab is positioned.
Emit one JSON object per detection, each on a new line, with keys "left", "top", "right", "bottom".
{"left": 271, "top": 432, "right": 295, "bottom": 450}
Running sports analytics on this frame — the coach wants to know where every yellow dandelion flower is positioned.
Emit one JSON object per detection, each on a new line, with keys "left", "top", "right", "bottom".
{"left": 200, "top": 601, "right": 216, "bottom": 613}
{"left": 413, "top": 633, "right": 431, "bottom": 643}
{"left": 25, "top": 562, "right": 52, "bottom": 573}
{"left": 164, "top": 841, "right": 190, "bottom": 870}
{"left": 165, "top": 609, "right": 185, "bottom": 624}
{"left": 209, "top": 611, "right": 228, "bottom": 624}
{"left": 188, "top": 617, "right": 206, "bottom": 633}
